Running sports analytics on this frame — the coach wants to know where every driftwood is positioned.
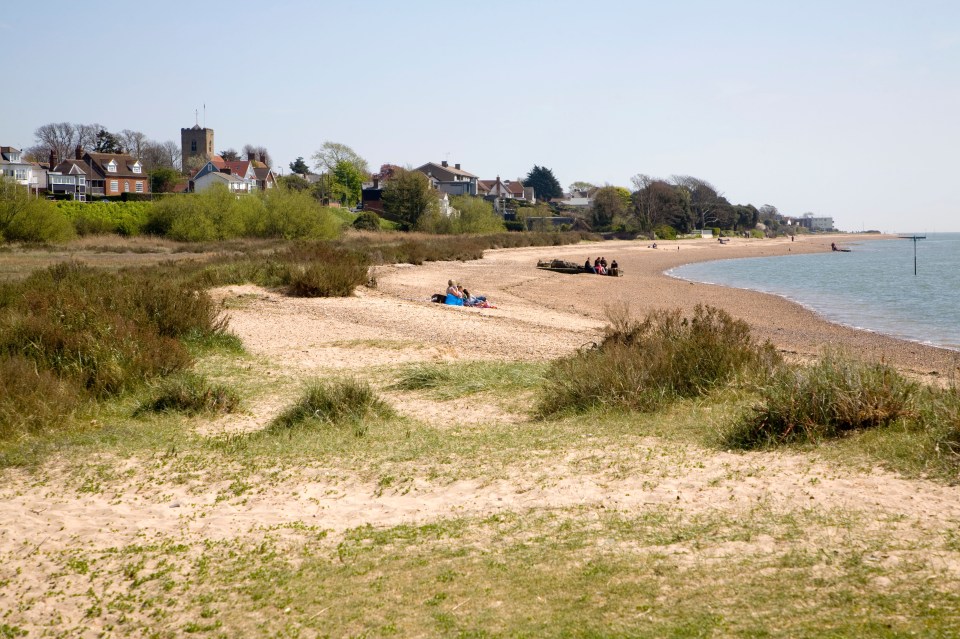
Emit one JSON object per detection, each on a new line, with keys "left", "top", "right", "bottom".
{"left": 536, "top": 259, "right": 623, "bottom": 276}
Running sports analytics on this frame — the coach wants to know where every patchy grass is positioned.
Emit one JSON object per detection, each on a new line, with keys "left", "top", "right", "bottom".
{"left": 8, "top": 505, "right": 959, "bottom": 637}
{"left": 392, "top": 361, "right": 545, "bottom": 400}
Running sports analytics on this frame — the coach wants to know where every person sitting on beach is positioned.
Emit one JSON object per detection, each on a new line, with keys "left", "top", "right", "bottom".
{"left": 447, "top": 280, "right": 461, "bottom": 297}
{"left": 831, "top": 242, "right": 838, "bottom": 252}
{"left": 609, "top": 259, "right": 619, "bottom": 276}
{"left": 600, "top": 257, "right": 607, "bottom": 269}
{"left": 445, "top": 280, "right": 464, "bottom": 305}
{"left": 584, "top": 257, "right": 592, "bottom": 272}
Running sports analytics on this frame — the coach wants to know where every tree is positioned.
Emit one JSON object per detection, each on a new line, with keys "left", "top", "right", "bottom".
{"left": 220, "top": 149, "right": 240, "bottom": 162}
{"left": 243, "top": 144, "right": 272, "bottom": 167}
{"left": 120, "top": 129, "right": 148, "bottom": 159}
{"left": 523, "top": 165, "right": 562, "bottom": 202}
{"left": 33, "top": 122, "right": 77, "bottom": 161}
{"left": 149, "top": 167, "right": 182, "bottom": 193}
{"left": 277, "top": 174, "right": 311, "bottom": 192}
{"left": 631, "top": 179, "right": 693, "bottom": 233}
{"left": 589, "top": 186, "right": 628, "bottom": 230}
{"left": 450, "top": 195, "right": 505, "bottom": 234}
{"left": 311, "top": 141, "right": 368, "bottom": 175}
{"left": 141, "top": 140, "right": 182, "bottom": 172}
{"left": 331, "top": 160, "right": 364, "bottom": 206}
{"left": 381, "top": 168, "right": 436, "bottom": 231}
{"left": 94, "top": 129, "right": 124, "bottom": 154}
{"left": 289, "top": 157, "right": 310, "bottom": 175}
{"left": 568, "top": 181, "right": 596, "bottom": 193}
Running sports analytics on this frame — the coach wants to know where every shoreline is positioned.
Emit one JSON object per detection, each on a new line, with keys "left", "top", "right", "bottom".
{"left": 374, "top": 233, "right": 960, "bottom": 380}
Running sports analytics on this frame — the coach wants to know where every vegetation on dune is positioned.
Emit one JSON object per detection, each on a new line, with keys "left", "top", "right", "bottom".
{"left": 135, "top": 372, "right": 240, "bottom": 416}
{"left": 0, "top": 262, "right": 231, "bottom": 441}
{"left": 538, "top": 304, "right": 781, "bottom": 416}
{"left": 270, "top": 379, "right": 393, "bottom": 434}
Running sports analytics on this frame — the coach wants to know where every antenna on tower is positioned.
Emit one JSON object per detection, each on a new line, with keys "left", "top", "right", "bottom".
{"left": 195, "top": 109, "right": 199, "bottom": 126}
{"left": 203, "top": 103, "right": 206, "bottom": 128}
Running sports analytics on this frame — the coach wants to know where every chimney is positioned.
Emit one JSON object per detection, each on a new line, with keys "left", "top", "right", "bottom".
{"left": 455, "top": 163, "right": 461, "bottom": 170}
{"left": 259, "top": 152, "right": 266, "bottom": 164}
{"left": 75, "top": 144, "right": 83, "bottom": 160}
{"left": 441, "top": 160, "right": 448, "bottom": 168}
{"left": 49, "top": 150, "right": 57, "bottom": 169}
{"left": 247, "top": 150, "right": 256, "bottom": 161}
{"left": 373, "top": 177, "right": 380, "bottom": 189}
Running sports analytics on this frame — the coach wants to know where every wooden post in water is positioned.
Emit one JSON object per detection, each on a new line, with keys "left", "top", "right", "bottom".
{"left": 899, "top": 235, "right": 926, "bottom": 275}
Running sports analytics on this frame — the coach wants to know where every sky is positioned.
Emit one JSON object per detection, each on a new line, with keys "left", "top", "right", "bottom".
{"left": 3, "top": 0, "right": 959, "bottom": 232}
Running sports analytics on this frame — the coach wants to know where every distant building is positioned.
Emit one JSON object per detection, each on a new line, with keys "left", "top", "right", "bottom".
{"left": 0, "top": 146, "right": 45, "bottom": 192}
{"left": 415, "top": 161, "right": 478, "bottom": 196}
{"left": 799, "top": 213, "right": 834, "bottom": 231}
{"left": 181, "top": 124, "right": 215, "bottom": 170}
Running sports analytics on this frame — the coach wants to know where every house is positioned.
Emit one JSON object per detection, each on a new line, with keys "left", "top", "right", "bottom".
{"left": 190, "top": 156, "right": 274, "bottom": 193}
{"left": 361, "top": 164, "right": 404, "bottom": 213}
{"left": 53, "top": 147, "right": 149, "bottom": 197}
{"left": 193, "top": 170, "right": 253, "bottom": 194}
{"left": 0, "top": 146, "right": 45, "bottom": 192}
{"left": 47, "top": 159, "right": 89, "bottom": 200}
{"left": 478, "top": 176, "right": 534, "bottom": 202}
{"left": 415, "top": 161, "right": 478, "bottom": 196}
{"left": 552, "top": 187, "right": 597, "bottom": 209}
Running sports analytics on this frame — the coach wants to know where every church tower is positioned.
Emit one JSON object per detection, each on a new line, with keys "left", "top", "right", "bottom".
{"left": 180, "top": 124, "right": 214, "bottom": 172}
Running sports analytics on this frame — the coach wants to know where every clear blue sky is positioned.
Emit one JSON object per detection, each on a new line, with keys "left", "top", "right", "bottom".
{"left": 4, "top": 0, "right": 958, "bottom": 232}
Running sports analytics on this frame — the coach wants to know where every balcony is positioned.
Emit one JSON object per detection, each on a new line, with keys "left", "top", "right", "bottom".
{"left": 89, "top": 187, "right": 105, "bottom": 196}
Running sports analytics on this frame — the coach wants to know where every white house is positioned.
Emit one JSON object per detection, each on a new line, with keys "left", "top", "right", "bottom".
{"left": 0, "top": 146, "right": 44, "bottom": 192}
{"left": 193, "top": 170, "right": 253, "bottom": 194}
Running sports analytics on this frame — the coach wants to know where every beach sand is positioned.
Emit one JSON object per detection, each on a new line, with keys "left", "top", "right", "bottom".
{"left": 2, "top": 233, "right": 959, "bottom": 635}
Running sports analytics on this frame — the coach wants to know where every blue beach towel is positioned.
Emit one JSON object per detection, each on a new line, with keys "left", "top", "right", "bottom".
{"left": 445, "top": 293, "right": 464, "bottom": 306}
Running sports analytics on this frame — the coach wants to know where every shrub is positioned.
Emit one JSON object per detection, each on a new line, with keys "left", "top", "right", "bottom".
{"left": 136, "top": 372, "right": 240, "bottom": 415}
{"left": 270, "top": 379, "right": 393, "bottom": 434}
{"left": 537, "top": 304, "right": 780, "bottom": 416}
{"left": 725, "top": 353, "right": 918, "bottom": 448}
{"left": 58, "top": 201, "right": 150, "bottom": 236}
{"left": 1, "top": 179, "right": 74, "bottom": 243}
{"left": 0, "top": 262, "right": 227, "bottom": 398}
{"left": 352, "top": 210, "right": 382, "bottom": 231}
{"left": 0, "top": 355, "right": 81, "bottom": 440}
{"left": 653, "top": 224, "right": 677, "bottom": 240}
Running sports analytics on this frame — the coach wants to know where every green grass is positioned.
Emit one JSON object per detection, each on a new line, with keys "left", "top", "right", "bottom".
{"left": 134, "top": 372, "right": 241, "bottom": 416}
{"left": 392, "top": 361, "right": 545, "bottom": 400}
{"left": 269, "top": 378, "right": 395, "bottom": 433}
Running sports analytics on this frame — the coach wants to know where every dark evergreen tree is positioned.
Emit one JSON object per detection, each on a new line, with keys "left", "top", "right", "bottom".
{"left": 94, "top": 129, "right": 124, "bottom": 154}
{"left": 289, "top": 156, "right": 310, "bottom": 175}
{"left": 523, "top": 165, "right": 562, "bottom": 201}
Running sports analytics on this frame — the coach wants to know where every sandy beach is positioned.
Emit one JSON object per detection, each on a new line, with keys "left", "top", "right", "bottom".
{"left": 2, "top": 233, "right": 959, "bottom": 636}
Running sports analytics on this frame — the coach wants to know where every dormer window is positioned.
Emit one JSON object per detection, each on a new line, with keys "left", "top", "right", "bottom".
{"left": 132, "top": 162, "right": 142, "bottom": 174}
{"left": 106, "top": 160, "right": 117, "bottom": 173}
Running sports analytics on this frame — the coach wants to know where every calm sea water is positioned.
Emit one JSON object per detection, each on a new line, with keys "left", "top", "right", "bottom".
{"left": 669, "top": 233, "right": 960, "bottom": 351}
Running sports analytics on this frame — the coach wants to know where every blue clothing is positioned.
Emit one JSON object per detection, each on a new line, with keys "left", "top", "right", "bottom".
{"left": 445, "top": 293, "right": 464, "bottom": 306}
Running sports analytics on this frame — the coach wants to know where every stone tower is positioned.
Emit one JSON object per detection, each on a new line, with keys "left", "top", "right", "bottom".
{"left": 180, "top": 124, "right": 214, "bottom": 172}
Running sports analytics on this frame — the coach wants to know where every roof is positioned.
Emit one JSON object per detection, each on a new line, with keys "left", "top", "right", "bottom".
{"left": 253, "top": 167, "right": 274, "bottom": 182}
{"left": 53, "top": 159, "right": 90, "bottom": 176}
{"left": 505, "top": 181, "right": 524, "bottom": 196}
{"left": 417, "top": 162, "right": 478, "bottom": 179}
{"left": 85, "top": 152, "right": 144, "bottom": 179}
{"left": 198, "top": 171, "right": 243, "bottom": 183}
{"left": 222, "top": 160, "right": 252, "bottom": 177}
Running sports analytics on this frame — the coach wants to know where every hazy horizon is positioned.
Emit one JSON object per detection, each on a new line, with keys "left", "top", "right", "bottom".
{"left": 3, "top": 0, "right": 958, "bottom": 232}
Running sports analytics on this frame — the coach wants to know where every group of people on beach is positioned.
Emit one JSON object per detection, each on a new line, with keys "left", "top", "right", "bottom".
{"left": 585, "top": 256, "right": 619, "bottom": 276}
{"left": 441, "top": 280, "right": 492, "bottom": 307}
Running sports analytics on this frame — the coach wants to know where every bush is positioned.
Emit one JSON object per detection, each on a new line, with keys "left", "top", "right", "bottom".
{"left": 725, "top": 353, "right": 919, "bottom": 448}
{"left": 537, "top": 304, "right": 780, "bottom": 416}
{"left": 0, "top": 262, "right": 227, "bottom": 399}
{"left": 352, "top": 210, "right": 382, "bottom": 231}
{"left": 653, "top": 225, "right": 677, "bottom": 240}
{"left": 270, "top": 379, "right": 393, "bottom": 434}
{"left": 1, "top": 178, "right": 74, "bottom": 243}
{"left": 136, "top": 372, "right": 240, "bottom": 415}
{"left": 58, "top": 201, "right": 151, "bottom": 236}
{"left": 0, "top": 355, "right": 81, "bottom": 440}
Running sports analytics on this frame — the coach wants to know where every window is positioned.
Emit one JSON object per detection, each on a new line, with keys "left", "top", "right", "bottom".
{"left": 78, "top": 177, "right": 85, "bottom": 185}
{"left": 110, "top": 180, "right": 118, "bottom": 193}
{"left": 106, "top": 160, "right": 117, "bottom": 173}
{"left": 191, "top": 140, "right": 197, "bottom": 152}
{"left": 135, "top": 181, "right": 144, "bottom": 193}
{"left": 132, "top": 164, "right": 141, "bottom": 173}
{"left": 124, "top": 181, "right": 130, "bottom": 192}
{"left": 208, "top": 141, "right": 212, "bottom": 152}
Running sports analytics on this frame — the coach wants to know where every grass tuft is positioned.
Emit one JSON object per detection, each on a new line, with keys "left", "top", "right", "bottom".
{"left": 725, "top": 352, "right": 918, "bottom": 448}
{"left": 392, "top": 361, "right": 544, "bottom": 400}
{"left": 537, "top": 304, "right": 780, "bottom": 416}
{"left": 135, "top": 373, "right": 240, "bottom": 416}
{"left": 270, "top": 379, "right": 393, "bottom": 434}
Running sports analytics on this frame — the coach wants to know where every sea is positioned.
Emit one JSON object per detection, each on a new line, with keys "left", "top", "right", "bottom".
{"left": 669, "top": 233, "right": 960, "bottom": 351}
